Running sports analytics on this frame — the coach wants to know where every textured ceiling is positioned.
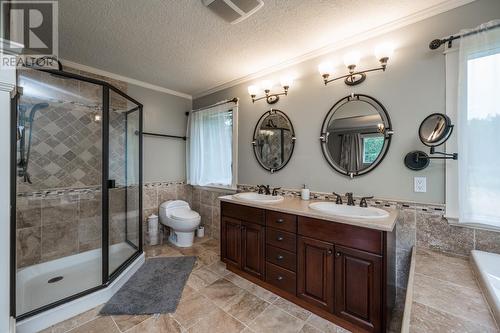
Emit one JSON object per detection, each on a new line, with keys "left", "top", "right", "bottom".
{"left": 58, "top": 0, "right": 463, "bottom": 96}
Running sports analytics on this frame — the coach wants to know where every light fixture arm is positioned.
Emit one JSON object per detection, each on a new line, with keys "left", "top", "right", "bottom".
{"left": 322, "top": 63, "right": 387, "bottom": 86}
{"left": 251, "top": 86, "right": 289, "bottom": 104}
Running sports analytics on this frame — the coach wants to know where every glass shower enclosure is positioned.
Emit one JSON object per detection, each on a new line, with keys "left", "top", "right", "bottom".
{"left": 11, "top": 65, "right": 143, "bottom": 319}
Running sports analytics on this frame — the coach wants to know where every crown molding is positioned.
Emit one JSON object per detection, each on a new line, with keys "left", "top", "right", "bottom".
{"left": 61, "top": 59, "right": 192, "bottom": 100}
{"left": 193, "top": 0, "right": 475, "bottom": 99}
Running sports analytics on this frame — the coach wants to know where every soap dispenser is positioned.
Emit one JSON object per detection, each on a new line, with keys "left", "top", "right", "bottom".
{"left": 301, "top": 184, "right": 310, "bottom": 201}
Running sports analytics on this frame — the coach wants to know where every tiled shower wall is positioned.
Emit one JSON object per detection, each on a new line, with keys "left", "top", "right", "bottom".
{"left": 16, "top": 187, "right": 127, "bottom": 268}
{"left": 17, "top": 67, "right": 128, "bottom": 193}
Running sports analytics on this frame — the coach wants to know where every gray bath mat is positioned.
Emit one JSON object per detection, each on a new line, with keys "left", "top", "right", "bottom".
{"left": 100, "top": 256, "right": 196, "bottom": 315}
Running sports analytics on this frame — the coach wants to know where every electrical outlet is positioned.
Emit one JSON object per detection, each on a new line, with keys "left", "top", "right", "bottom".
{"left": 414, "top": 177, "right": 427, "bottom": 193}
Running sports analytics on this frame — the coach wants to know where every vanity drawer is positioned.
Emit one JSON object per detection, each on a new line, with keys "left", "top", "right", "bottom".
{"left": 266, "top": 211, "right": 297, "bottom": 233}
{"left": 266, "top": 245, "right": 296, "bottom": 272}
{"left": 266, "top": 262, "right": 296, "bottom": 295}
{"left": 221, "top": 202, "right": 265, "bottom": 225}
{"left": 266, "top": 228, "right": 296, "bottom": 253}
{"left": 298, "top": 216, "right": 383, "bottom": 254}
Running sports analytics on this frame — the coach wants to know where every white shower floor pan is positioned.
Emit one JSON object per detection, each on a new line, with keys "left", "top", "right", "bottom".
{"left": 16, "top": 242, "right": 136, "bottom": 316}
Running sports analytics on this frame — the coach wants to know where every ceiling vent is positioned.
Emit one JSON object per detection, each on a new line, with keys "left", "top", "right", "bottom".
{"left": 203, "top": 0, "right": 264, "bottom": 24}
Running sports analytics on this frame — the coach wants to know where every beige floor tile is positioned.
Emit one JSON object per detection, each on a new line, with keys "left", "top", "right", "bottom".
{"left": 41, "top": 305, "right": 102, "bottom": 333}
{"left": 206, "top": 260, "right": 230, "bottom": 277}
{"left": 245, "top": 284, "right": 278, "bottom": 303}
{"left": 273, "top": 297, "right": 311, "bottom": 321}
{"left": 306, "top": 314, "right": 350, "bottom": 333}
{"left": 67, "top": 316, "right": 119, "bottom": 333}
{"left": 200, "top": 278, "right": 245, "bottom": 308}
{"left": 199, "top": 238, "right": 220, "bottom": 253}
{"left": 187, "top": 307, "right": 245, "bottom": 333}
{"left": 111, "top": 314, "right": 151, "bottom": 332}
{"left": 187, "top": 266, "right": 220, "bottom": 290}
{"left": 124, "top": 314, "right": 183, "bottom": 333}
{"left": 410, "top": 302, "right": 498, "bottom": 333}
{"left": 413, "top": 273, "right": 497, "bottom": 328}
{"left": 172, "top": 292, "right": 217, "bottom": 328}
{"left": 248, "top": 305, "right": 305, "bottom": 333}
{"left": 145, "top": 245, "right": 182, "bottom": 258}
{"left": 195, "top": 250, "right": 220, "bottom": 267}
{"left": 299, "top": 324, "right": 322, "bottom": 333}
{"left": 223, "top": 291, "right": 270, "bottom": 325}
{"left": 224, "top": 272, "right": 254, "bottom": 290}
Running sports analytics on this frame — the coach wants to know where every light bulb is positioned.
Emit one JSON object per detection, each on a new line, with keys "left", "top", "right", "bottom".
{"left": 280, "top": 75, "right": 293, "bottom": 88}
{"left": 374, "top": 42, "right": 394, "bottom": 61}
{"left": 261, "top": 80, "right": 274, "bottom": 91}
{"left": 247, "top": 85, "right": 259, "bottom": 96}
{"left": 318, "top": 62, "right": 333, "bottom": 76}
{"left": 343, "top": 51, "right": 361, "bottom": 68}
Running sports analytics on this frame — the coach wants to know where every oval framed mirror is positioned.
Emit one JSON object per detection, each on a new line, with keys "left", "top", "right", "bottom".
{"left": 320, "top": 94, "right": 393, "bottom": 177}
{"left": 418, "top": 113, "right": 453, "bottom": 147}
{"left": 252, "top": 109, "right": 296, "bottom": 173}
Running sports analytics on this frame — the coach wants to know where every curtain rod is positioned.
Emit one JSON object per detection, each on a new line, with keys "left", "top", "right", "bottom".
{"left": 191, "top": 97, "right": 238, "bottom": 113}
{"left": 429, "top": 21, "right": 500, "bottom": 50}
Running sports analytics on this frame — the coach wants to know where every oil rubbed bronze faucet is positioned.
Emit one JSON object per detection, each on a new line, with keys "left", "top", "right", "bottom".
{"left": 359, "top": 196, "right": 374, "bottom": 208}
{"left": 332, "top": 192, "right": 343, "bottom": 204}
{"left": 272, "top": 187, "right": 281, "bottom": 196}
{"left": 258, "top": 185, "right": 271, "bottom": 195}
{"left": 346, "top": 192, "right": 355, "bottom": 206}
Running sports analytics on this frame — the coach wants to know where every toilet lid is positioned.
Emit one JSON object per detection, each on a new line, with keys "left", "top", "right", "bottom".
{"left": 171, "top": 208, "right": 200, "bottom": 221}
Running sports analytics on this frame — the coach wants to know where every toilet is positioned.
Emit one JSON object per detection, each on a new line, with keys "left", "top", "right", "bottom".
{"left": 159, "top": 200, "right": 201, "bottom": 247}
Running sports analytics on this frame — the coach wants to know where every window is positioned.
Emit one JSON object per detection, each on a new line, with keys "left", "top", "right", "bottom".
{"left": 446, "top": 21, "right": 500, "bottom": 229}
{"left": 187, "top": 101, "right": 238, "bottom": 188}
{"left": 361, "top": 135, "right": 384, "bottom": 164}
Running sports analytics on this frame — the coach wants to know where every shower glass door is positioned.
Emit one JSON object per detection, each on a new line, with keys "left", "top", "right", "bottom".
{"left": 15, "top": 69, "right": 103, "bottom": 316}
{"left": 108, "top": 89, "right": 141, "bottom": 276}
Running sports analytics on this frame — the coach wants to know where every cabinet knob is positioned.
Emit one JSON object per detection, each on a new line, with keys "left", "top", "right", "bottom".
{"left": 277, "top": 276, "right": 283, "bottom": 281}
{"left": 277, "top": 236, "right": 284, "bottom": 241}
{"left": 276, "top": 219, "right": 284, "bottom": 224}
{"left": 277, "top": 255, "right": 284, "bottom": 260}
{"left": 327, "top": 249, "right": 333, "bottom": 255}
{"left": 336, "top": 251, "right": 341, "bottom": 257}
{"left": 241, "top": 226, "right": 246, "bottom": 230}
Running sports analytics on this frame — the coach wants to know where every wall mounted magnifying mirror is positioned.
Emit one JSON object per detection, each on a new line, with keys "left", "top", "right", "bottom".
{"left": 252, "top": 109, "right": 296, "bottom": 173}
{"left": 404, "top": 113, "right": 458, "bottom": 170}
{"left": 320, "top": 94, "right": 393, "bottom": 178}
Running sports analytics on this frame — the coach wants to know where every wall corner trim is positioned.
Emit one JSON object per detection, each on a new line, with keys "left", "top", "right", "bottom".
{"left": 60, "top": 59, "right": 193, "bottom": 100}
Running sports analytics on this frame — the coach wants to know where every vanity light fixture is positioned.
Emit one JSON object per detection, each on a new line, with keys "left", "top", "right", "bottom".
{"left": 318, "top": 43, "right": 394, "bottom": 86}
{"left": 248, "top": 76, "right": 293, "bottom": 104}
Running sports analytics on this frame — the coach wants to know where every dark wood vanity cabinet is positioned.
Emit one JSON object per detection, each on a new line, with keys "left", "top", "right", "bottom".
{"left": 297, "top": 236, "right": 334, "bottom": 312}
{"left": 334, "top": 245, "right": 382, "bottom": 332}
{"left": 221, "top": 201, "right": 395, "bottom": 333}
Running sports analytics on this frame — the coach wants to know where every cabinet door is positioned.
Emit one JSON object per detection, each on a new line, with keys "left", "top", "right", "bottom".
{"left": 297, "top": 236, "right": 334, "bottom": 312}
{"left": 334, "top": 245, "right": 382, "bottom": 332}
{"left": 241, "top": 221, "right": 265, "bottom": 279}
{"left": 221, "top": 217, "right": 242, "bottom": 268}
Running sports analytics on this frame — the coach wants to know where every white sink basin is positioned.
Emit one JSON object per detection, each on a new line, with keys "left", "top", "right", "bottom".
{"left": 308, "top": 202, "right": 389, "bottom": 219}
{"left": 233, "top": 192, "right": 284, "bottom": 204}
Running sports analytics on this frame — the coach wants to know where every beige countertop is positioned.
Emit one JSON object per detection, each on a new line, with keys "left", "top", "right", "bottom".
{"left": 219, "top": 195, "right": 398, "bottom": 232}
{"left": 403, "top": 248, "right": 499, "bottom": 333}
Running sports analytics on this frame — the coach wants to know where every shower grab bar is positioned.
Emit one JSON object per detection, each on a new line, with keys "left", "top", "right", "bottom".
{"left": 135, "top": 130, "right": 186, "bottom": 140}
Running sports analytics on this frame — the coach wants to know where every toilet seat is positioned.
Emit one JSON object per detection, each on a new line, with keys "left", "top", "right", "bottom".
{"left": 169, "top": 208, "right": 200, "bottom": 221}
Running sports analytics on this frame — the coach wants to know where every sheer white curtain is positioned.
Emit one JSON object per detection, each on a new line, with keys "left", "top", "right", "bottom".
{"left": 457, "top": 20, "right": 500, "bottom": 227}
{"left": 187, "top": 101, "right": 237, "bottom": 187}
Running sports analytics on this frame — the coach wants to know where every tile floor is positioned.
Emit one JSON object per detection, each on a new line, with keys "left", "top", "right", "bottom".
{"left": 39, "top": 237, "right": 380, "bottom": 333}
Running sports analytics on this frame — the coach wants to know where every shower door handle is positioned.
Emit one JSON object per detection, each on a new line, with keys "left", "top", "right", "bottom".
{"left": 107, "top": 179, "right": 116, "bottom": 189}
